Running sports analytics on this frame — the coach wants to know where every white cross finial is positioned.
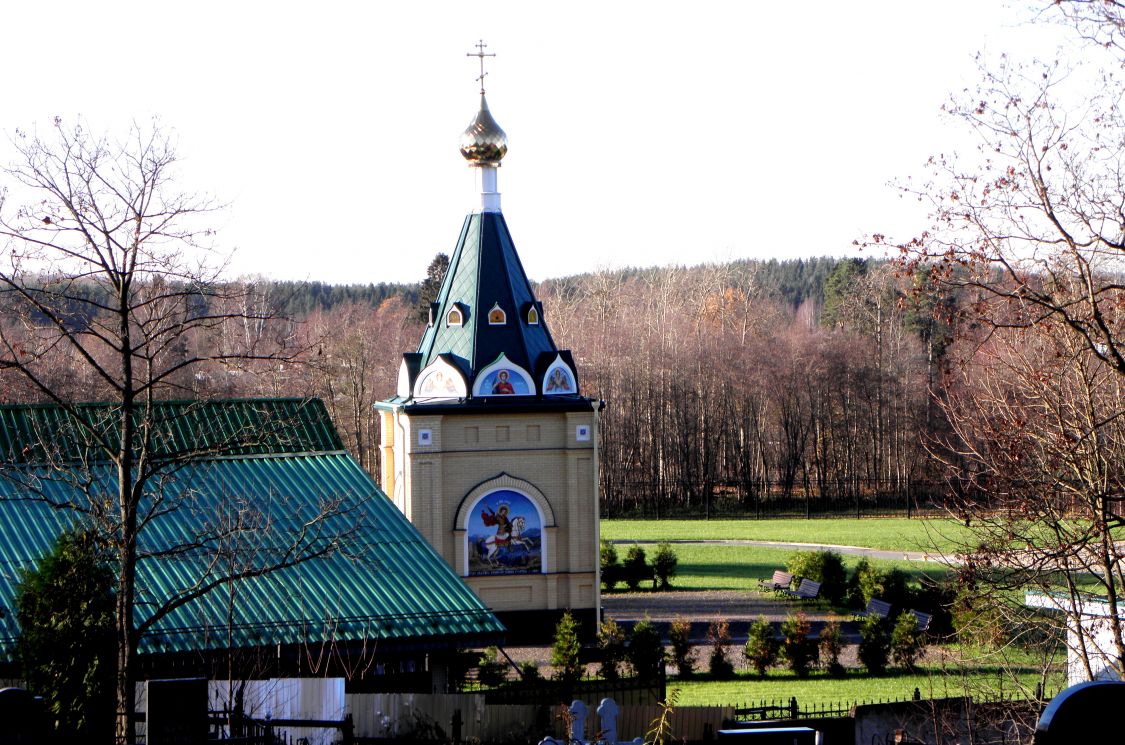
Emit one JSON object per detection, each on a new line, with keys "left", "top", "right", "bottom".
{"left": 467, "top": 40, "right": 496, "bottom": 95}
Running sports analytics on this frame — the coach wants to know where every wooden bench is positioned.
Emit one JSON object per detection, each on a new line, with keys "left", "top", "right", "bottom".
{"left": 783, "top": 578, "right": 821, "bottom": 600}
{"left": 757, "top": 570, "right": 794, "bottom": 592}
{"left": 910, "top": 609, "right": 932, "bottom": 632}
{"left": 853, "top": 598, "right": 892, "bottom": 621}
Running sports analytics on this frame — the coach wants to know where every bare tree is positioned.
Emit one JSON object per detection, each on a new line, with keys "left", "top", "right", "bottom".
{"left": 546, "top": 260, "right": 932, "bottom": 517}
{"left": 879, "top": 1, "right": 1125, "bottom": 684}
{"left": 891, "top": 40, "right": 1125, "bottom": 374}
{"left": 938, "top": 317, "right": 1125, "bottom": 683}
{"left": 0, "top": 119, "right": 360, "bottom": 743}
{"left": 299, "top": 298, "right": 420, "bottom": 475}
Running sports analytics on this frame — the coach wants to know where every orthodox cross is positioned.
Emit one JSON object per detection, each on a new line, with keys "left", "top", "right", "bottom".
{"left": 467, "top": 40, "right": 495, "bottom": 95}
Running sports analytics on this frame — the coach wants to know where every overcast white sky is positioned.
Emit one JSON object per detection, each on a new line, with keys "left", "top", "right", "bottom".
{"left": 0, "top": 1, "right": 1073, "bottom": 285}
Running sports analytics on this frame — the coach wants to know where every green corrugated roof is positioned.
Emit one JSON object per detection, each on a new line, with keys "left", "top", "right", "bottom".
{"left": 0, "top": 398, "right": 344, "bottom": 465}
{"left": 0, "top": 399, "right": 503, "bottom": 659}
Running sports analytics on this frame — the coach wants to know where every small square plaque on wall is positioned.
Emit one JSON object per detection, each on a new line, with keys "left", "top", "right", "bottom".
{"left": 418, "top": 429, "right": 433, "bottom": 446}
{"left": 575, "top": 424, "right": 591, "bottom": 441}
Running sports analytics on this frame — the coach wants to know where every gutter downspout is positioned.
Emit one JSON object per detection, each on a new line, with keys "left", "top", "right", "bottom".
{"left": 592, "top": 398, "right": 602, "bottom": 624}
{"left": 394, "top": 404, "right": 408, "bottom": 511}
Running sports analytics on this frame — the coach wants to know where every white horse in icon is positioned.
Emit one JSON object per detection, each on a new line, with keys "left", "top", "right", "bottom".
{"left": 483, "top": 516, "right": 533, "bottom": 564}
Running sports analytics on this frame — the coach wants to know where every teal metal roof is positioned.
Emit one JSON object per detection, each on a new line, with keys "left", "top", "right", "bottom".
{"left": 0, "top": 400, "right": 503, "bottom": 659}
{"left": 0, "top": 398, "right": 344, "bottom": 465}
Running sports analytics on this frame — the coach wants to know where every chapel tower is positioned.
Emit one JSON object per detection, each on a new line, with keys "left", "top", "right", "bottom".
{"left": 375, "top": 45, "right": 602, "bottom": 636}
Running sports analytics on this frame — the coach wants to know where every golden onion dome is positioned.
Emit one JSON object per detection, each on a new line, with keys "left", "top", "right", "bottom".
{"left": 460, "top": 94, "right": 508, "bottom": 164}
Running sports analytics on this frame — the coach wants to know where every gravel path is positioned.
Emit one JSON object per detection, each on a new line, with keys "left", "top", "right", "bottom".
{"left": 609, "top": 538, "right": 961, "bottom": 565}
{"left": 603, "top": 589, "right": 833, "bottom": 623}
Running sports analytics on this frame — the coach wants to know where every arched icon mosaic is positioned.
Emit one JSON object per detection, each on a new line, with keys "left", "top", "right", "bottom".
{"left": 473, "top": 355, "right": 534, "bottom": 397}
{"left": 477, "top": 367, "right": 531, "bottom": 396}
{"left": 542, "top": 354, "right": 577, "bottom": 396}
{"left": 466, "top": 489, "right": 542, "bottom": 576}
{"left": 414, "top": 359, "right": 467, "bottom": 399}
{"left": 543, "top": 367, "right": 575, "bottom": 394}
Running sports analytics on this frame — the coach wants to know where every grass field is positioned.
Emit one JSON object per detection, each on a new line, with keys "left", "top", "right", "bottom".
{"left": 601, "top": 517, "right": 971, "bottom": 554}
{"left": 624, "top": 543, "right": 949, "bottom": 593}
{"left": 670, "top": 664, "right": 1063, "bottom": 707}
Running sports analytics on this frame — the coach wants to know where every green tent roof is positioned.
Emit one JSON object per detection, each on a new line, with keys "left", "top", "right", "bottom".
{"left": 0, "top": 399, "right": 503, "bottom": 659}
{"left": 399, "top": 211, "right": 591, "bottom": 405}
{"left": 416, "top": 212, "right": 559, "bottom": 376}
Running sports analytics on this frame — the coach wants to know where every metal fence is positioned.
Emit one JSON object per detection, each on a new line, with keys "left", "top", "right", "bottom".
{"left": 729, "top": 686, "right": 1059, "bottom": 724}
{"left": 179, "top": 686, "right": 1060, "bottom": 745}
{"left": 601, "top": 479, "right": 955, "bottom": 520}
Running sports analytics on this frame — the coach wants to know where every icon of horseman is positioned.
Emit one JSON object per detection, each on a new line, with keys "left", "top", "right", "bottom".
{"left": 480, "top": 503, "right": 513, "bottom": 562}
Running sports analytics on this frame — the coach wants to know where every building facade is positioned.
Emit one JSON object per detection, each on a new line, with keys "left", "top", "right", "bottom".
{"left": 376, "top": 71, "right": 602, "bottom": 637}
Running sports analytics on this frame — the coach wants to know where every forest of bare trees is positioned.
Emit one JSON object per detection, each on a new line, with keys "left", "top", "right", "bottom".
{"left": 539, "top": 260, "right": 943, "bottom": 517}
{"left": 1, "top": 252, "right": 947, "bottom": 519}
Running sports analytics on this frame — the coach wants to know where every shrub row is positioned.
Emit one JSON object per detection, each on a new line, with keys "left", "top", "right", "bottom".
{"left": 600, "top": 540, "right": 678, "bottom": 592}
{"left": 493, "top": 607, "right": 928, "bottom": 686}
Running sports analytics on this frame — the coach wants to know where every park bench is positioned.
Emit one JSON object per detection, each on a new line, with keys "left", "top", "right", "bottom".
{"left": 854, "top": 598, "right": 892, "bottom": 621}
{"left": 910, "top": 609, "right": 932, "bottom": 632}
{"left": 757, "top": 570, "right": 794, "bottom": 592}
{"left": 783, "top": 578, "right": 821, "bottom": 600}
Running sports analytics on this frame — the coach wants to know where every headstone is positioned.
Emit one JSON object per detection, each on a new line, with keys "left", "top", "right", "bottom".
{"left": 0, "top": 688, "right": 48, "bottom": 745}
{"left": 540, "top": 698, "right": 639, "bottom": 745}
{"left": 146, "top": 678, "right": 208, "bottom": 745}
{"left": 1034, "top": 679, "right": 1125, "bottom": 745}
{"left": 597, "top": 698, "right": 619, "bottom": 745}
{"left": 569, "top": 699, "right": 588, "bottom": 742}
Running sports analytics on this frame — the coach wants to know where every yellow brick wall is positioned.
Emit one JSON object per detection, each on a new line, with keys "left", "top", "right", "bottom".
{"left": 382, "top": 407, "right": 600, "bottom": 614}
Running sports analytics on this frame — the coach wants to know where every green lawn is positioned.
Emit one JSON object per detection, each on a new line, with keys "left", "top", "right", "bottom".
{"left": 670, "top": 664, "right": 1063, "bottom": 707}
{"left": 615, "top": 543, "right": 949, "bottom": 593}
{"left": 602, "top": 517, "right": 970, "bottom": 554}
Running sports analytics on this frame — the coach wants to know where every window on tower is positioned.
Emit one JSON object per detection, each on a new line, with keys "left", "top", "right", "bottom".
{"left": 527, "top": 306, "right": 539, "bottom": 325}
{"left": 488, "top": 303, "right": 506, "bottom": 325}
{"left": 447, "top": 307, "right": 464, "bottom": 327}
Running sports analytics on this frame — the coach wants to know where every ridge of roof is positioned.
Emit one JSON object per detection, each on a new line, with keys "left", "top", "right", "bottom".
{"left": 491, "top": 213, "right": 559, "bottom": 371}
{"left": 0, "top": 397, "right": 344, "bottom": 464}
{"left": 0, "top": 396, "right": 315, "bottom": 411}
